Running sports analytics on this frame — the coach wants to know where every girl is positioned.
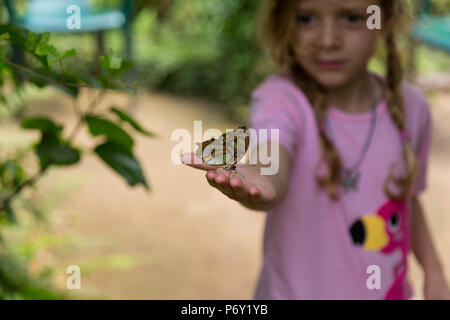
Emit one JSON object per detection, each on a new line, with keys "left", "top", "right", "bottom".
{"left": 182, "top": 0, "right": 450, "bottom": 299}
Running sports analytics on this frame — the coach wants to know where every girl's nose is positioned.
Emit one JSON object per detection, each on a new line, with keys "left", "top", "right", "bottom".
{"left": 318, "top": 20, "right": 342, "bottom": 49}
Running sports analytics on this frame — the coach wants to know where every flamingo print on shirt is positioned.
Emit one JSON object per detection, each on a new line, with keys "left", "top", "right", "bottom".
{"left": 349, "top": 199, "right": 410, "bottom": 300}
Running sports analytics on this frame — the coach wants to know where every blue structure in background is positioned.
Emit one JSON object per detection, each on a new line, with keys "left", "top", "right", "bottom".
{"left": 5, "top": 0, "right": 135, "bottom": 60}
{"left": 412, "top": 0, "right": 450, "bottom": 52}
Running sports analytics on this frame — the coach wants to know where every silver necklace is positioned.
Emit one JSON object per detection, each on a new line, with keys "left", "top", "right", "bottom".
{"left": 325, "top": 78, "right": 379, "bottom": 193}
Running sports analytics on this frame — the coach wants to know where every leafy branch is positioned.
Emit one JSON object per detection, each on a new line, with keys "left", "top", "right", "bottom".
{"left": 0, "top": 25, "right": 155, "bottom": 220}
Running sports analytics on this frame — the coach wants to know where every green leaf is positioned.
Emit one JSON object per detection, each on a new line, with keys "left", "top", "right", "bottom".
{"left": 0, "top": 25, "right": 49, "bottom": 67}
{"left": 42, "top": 48, "right": 76, "bottom": 68}
{"left": 85, "top": 116, "right": 134, "bottom": 151}
{"left": 24, "top": 31, "right": 39, "bottom": 52}
{"left": 109, "top": 57, "right": 122, "bottom": 70}
{"left": 21, "top": 117, "right": 63, "bottom": 134}
{"left": 61, "top": 49, "right": 76, "bottom": 59}
{"left": 36, "top": 42, "right": 60, "bottom": 66}
{"left": 99, "top": 49, "right": 123, "bottom": 70}
{"left": 22, "top": 117, "right": 80, "bottom": 169}
{"left": 94, "top": 142, "right": 149, "bottom": 189}
{"left": 110, "top": 107, "right": 156, "bottom": 137}
{"left": 35, "top": 132, "right": 81, "bottom": 170}
{"left": 107, "top": 49, "right": 122, "bottom": 70}
{"left": 39, "top": 32, "right": 51, "bottom": 45}
{"left": 30, "top": 32, "right": 62, "bottom": 66}
{"left": 0, "top": 25, "right": 33, "bottom": 48}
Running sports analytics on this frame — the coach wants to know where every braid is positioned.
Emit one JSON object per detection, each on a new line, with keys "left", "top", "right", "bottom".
{"left": 290, "top": 63, "right": 343, "bottom": 201}
{"left": 383, "top": 32, "right": 419, "bottom": 201}
{"left": 385, "top": 33, "right": 405, "bottom": 130}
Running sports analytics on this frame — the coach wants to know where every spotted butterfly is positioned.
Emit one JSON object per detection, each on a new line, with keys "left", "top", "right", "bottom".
{"left": 195, "top": 126, "right": 250, "bottom": 179}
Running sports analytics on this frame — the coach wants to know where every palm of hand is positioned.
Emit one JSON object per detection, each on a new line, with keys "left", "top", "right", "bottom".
{"left": 181, "top": 153, "right": 277, "bottom": 210}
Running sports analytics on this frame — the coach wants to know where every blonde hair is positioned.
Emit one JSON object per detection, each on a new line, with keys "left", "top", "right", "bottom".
{"left": 256, "top": 0, "right": 418, "bottom": 201}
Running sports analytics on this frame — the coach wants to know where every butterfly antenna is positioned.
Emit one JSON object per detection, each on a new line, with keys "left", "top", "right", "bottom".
{"left": 231, "top": 167, "right": 247, "bottom": 181}
{"left": 227, "top": 170, "right": 233, "bottom": 181}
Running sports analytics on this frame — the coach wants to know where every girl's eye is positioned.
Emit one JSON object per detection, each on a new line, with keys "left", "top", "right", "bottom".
{"left": 345, "top": 14, "right": 364, "bottom": 23}
{"left": 296, "top": 14, "right": 316, "bottom": 25}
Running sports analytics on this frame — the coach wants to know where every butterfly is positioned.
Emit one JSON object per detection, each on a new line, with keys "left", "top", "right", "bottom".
{"left": 195, "top": 126, "right": 250, "bottom": 180}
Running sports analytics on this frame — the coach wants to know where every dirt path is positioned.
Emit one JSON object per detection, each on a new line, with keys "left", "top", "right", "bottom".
{"left": 4, "top": 88, "right": 450, "bottom": 299}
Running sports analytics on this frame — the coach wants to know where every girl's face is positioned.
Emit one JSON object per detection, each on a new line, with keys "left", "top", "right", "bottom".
{"left": 293, "top": 0, "right": 383, "bottom": 89}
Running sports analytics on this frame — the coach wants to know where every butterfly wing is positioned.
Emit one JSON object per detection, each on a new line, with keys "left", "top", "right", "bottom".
{"left": 224, "top": 127, "right": 249, "bottom": 165}
{"left": 195, "top": 138, "right": 228, "bottom": 167}
{"left": 195, "top": 126, "right": 250, "bottom": 168}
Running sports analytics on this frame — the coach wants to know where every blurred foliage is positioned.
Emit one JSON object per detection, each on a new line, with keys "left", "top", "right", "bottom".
{"left": 428, "top": 0, "right": 450, "bottom": 14}
{"left": 24, "top": 0, "right": 269, "bottom": 123}
{"left": 0, "top": 175, "right": 74, "bottom": 300}
{"left": 132, "top": 0, "right": 271, "bottom": 123}
{"left": 0, "top": 220, "right": 69, "bottom": 299}
{"left": 0, "top": 23, "right": 154, "bottom": 200}
{"left": 0, "top": 252, "right": 66, "bottom": 299}
{"left": 0, "top": 4, "right": 156, "bottom": 298}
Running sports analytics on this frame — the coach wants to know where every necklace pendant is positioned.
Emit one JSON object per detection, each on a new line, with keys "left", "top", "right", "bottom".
{"left": 341, "top": 169, "right": 360, "bottom": 192}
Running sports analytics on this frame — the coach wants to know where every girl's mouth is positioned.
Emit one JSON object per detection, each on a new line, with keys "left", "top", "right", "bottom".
{"left": 316, "top": 60, "right": 345, "bottom": 70}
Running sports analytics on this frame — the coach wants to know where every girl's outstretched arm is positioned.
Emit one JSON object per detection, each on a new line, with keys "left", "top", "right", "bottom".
{"left": 411, "top": 196, "right": 450, "bottom": 300}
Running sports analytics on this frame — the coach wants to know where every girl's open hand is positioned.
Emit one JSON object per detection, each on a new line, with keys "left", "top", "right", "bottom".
{"left": 181, "top": 152, "right": 277, "bottom": 211}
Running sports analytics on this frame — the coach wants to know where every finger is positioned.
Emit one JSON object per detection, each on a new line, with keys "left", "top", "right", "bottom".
{"left": 215, "top": 171, "right": 228, "bottom": 184}
{"left": 181, "top": 152, "right": 217, "bottom": 171}
{"left": 206, "top": 171, "right": 218, "bottom": 187}
{"left": 249, "top": 186, "right": 263, "bottom": 202}
{"left": 206, "top": 170, "right": 217, "bottom": 181}
{"left": 229, "top": 176, "right": 247, "bottom": 199}
{"left": 214, "top": 172, "right": 236, "bottom": 199}
{"left": 206, "top": 169, "right": 236, "bottom": 199}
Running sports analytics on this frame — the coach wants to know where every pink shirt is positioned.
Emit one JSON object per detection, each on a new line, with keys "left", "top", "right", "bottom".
{"left": 250, "top": 72, "right": 432, "bottom": 300}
